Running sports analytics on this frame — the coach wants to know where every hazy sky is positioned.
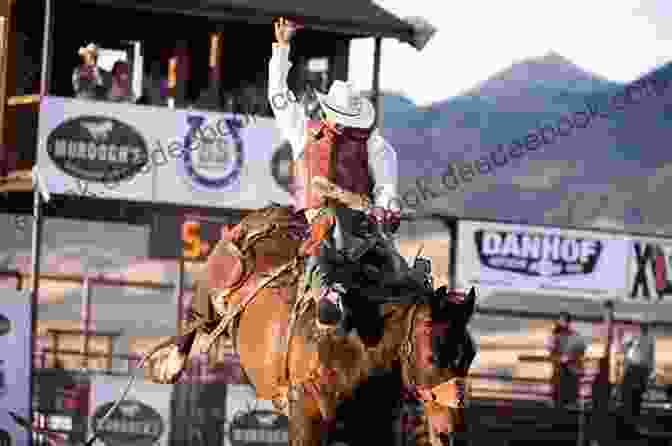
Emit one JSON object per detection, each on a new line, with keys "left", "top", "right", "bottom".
{"left": 348, "top": 0, "right": 672, "bottom": 106}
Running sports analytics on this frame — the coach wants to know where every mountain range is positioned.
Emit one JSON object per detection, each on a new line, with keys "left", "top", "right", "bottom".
{"left": 375, "top": 52, "right": 672, "bottom": 235}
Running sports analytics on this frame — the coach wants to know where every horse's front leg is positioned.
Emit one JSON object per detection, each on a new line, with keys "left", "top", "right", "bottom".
{"left": 287, "top": 384, "right": 325, "bottom": 446}
{"left": 423, "top": 404, "right": 469, "bottom": 446}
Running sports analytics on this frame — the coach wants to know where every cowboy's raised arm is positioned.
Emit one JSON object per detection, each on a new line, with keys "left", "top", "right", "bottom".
{"left": 369, "top": 130, "right": 400, "bottom": 211}
{"left": 268, "top": 19, "right": 307, "bottom": 159}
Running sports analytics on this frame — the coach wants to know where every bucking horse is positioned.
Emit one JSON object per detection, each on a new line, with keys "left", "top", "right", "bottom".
{"left": 112, "top": 205, "right": 476, "bottom": 446}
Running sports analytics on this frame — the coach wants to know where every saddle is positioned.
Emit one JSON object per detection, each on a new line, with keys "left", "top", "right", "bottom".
{"left": 318, "top": 207, "right": 432, "bottom": 304}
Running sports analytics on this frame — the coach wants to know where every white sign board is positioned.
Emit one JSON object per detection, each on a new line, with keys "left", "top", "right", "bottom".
{"left": 456, "top": 220, "right": 630, "bottom": 300}
{"left": 89, "top": 375, "right": 172, "bottom": 446}
{"left": 627, "top": 236, "right": 672, "bottom": 303}
{"left": 225, "top": 385, "right": 288, "bottom": 446}
{"left": 37, "top": 96, "right": 293, "bottom": 209}
{"left": 0, "top": 291, "right": 31, "bottom": 446}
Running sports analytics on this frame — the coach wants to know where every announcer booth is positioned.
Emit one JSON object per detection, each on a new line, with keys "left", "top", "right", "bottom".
{"left": 0, "top": 0, "right": 434, "bottom": 445}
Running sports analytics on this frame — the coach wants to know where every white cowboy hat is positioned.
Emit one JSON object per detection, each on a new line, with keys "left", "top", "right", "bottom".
{"left": 78, "top": 43, "right": 98, "bottom": 57}
{"left": 315, "top": 80, "right": 375, "bottom": 129}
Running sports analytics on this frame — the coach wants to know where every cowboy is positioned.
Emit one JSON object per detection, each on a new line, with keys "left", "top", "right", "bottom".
{"left": 546, "top": 311, "right": 587, "bottom": 408}
{"left": 269, "top": 18, "right": 402, "bottom": 332}
{"left": 72, "top": 43, "right": 107, "bottom": 100}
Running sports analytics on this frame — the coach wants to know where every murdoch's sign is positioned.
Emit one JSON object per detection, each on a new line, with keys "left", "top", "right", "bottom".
{"left": 91, "top": 400, "right": 164, "bottom": 446}
{"left": 229, "top": 409, "right": 289, "bottom": 446}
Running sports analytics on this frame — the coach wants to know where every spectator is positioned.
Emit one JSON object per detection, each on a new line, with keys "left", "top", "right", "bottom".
{"left": 72, "top": 43, "right": 106, "bottom": 100}
{"left": 621, "top": 320, "right": 656, "bottom": 426}
{"left": 546, "top": 311, "right": 587, "bottom": 408}
{"left": 107, "top": 60, "right": 134, "bottom": 103}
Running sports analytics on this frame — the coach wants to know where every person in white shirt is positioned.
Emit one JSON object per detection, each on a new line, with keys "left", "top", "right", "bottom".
{"left": 622, "top": 321, "right": 656, "bottom": 425}
{"left": 269, "top": 18, "right": 402, "bottom": 332}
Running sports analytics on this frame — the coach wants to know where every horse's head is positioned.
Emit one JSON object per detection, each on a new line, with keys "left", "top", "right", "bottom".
{"left": 397, "top": 287, "right": 477, "bottom": 443}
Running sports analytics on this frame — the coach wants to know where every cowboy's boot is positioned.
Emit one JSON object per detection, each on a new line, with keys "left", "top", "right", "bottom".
{"left": 301, "top": 209, "right": 350, "bottom": 333}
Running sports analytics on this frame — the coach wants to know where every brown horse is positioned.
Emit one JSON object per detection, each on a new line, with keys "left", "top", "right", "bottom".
{"left": 147, "top": 205, "right": 471, "bottom": 446}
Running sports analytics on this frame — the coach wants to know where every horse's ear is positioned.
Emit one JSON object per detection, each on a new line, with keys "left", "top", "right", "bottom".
{"left": 467, "top": 286, "right": 477, "bottom": 301}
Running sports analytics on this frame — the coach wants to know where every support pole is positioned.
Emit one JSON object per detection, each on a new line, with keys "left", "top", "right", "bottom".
{"left": 39, "top": 0, "right": 53, "bottom": 96}
{"left": 371, "top": 37, "right": 382, "bottom": 129}
{"left": 29, "top": 187, "right": 44, "bottom": 445}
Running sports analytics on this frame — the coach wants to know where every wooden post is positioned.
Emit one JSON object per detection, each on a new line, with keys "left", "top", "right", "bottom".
{"left": 209, "top": 33, "right": 222, "bottom": 90}
{"left": 0, "top": 0, "right": 11, "bottom": 177}
{"left": 105, "top": 336, "right": 113, "bottom": 371}
{"left": 371, "top": 37, "right": 382, "bottom": 129}
{"left": 0, "top": 14, "right": 9, "bottom": 172}
{"left": 176, "top": 257, "right": 185, "bottom": 336}
{"left": 81, "top": 275, "right": 91, "bottom": 369}
{"left": 167, "top": 57, "right": 177, "bottom": 109}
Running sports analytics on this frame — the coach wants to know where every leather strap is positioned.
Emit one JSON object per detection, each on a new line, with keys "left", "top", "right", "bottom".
{"left": 194, "top": 257, "right": 300, "bottom": 357}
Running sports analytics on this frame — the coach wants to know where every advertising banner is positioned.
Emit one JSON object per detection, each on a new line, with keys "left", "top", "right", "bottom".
{"left": 225, "top": 385, "right": 288, "bottom": 446}
{"left": 36, "top": 96, "right": 293, "bottom": 209}
{"left": 0, "top": 290, "right": 31, "bottom": 446}
{"left": 89, "top": 375, "right": 171, "bottom": 446}
{"left": 627, "top": 236, "right": 672, "bottom": 303}
{"left": 154, "top": 112, "right": 291, "bottom": 210}
{"left": 456, "top": 220, "right": 630, "bottom": 300}
{"left": 32, "top": 369, "right": 91, "bottom": 446}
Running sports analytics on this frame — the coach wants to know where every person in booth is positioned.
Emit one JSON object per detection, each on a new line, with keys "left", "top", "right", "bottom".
{"left": 72, "top": 43, "right": 107, "bottom": 100}
{"left": 107, "top": 60, "right": 135, "bottom": 103}
{"left": 269, "top": 17, "right": 403, "bottom": 332}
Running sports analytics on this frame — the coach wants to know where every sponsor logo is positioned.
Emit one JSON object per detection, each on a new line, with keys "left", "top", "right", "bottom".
{"left": 91, "top": 400, "right": 164, "bottom": 446}
{"left": 270, "top": 141, "right": 293, "bottom": 193}
{"left": 180, "top": 115, "right": 244, "bottom": 192}
{"left": 630, "top": 242, "right": 672, "bottom": 301}
{"left": 475, "top": 230, "right": 602, "bottom": 277}
{"left": 229, "top": 409, "right": 289, "bottom": 446}
{"left": 47, "top": 116, "right": 149, "bottom": 183}
{"left": 0, "top": 314, "right": 9, "bottom": 336}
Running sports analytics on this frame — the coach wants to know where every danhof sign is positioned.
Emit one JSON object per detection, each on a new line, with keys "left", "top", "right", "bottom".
{"left": 91, "top": 400, "right": 164, "bottom": 446}
{"left": 229, "top": 410, "right": 289, "bottom": 446}
{"left": 474, "top": 230, "right": 602, "bottom": 277}
{"left": 457, "top": 220, "right": 630, "bottom": 299}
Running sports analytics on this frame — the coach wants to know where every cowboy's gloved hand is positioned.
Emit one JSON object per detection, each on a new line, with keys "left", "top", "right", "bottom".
{"left": 366, "top": 207, "right": 401, "bottom": 234}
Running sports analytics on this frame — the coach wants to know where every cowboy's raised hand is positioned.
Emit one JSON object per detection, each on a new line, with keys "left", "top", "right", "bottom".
{"left": 274, "top": 17, "right": 301, "bottom": 46}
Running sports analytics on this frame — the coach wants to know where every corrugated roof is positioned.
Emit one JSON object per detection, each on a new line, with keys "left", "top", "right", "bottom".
{"left": 78, "top": 0, "right": 415, "bottom": 43}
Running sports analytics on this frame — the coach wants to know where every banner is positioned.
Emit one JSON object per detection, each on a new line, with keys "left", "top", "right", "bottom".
{"left": 32, "top": 369, "right": 91, "bottom": 446}
{"left": 225, "top": 385, "right": 288, "bottom": 446}
{"left": 627, "top": 237, "right": 672, "bottom": 303}
{"left": 456, "top": 220, "right": 630, "bottom": 300}
{"left": 89, "top": 375, "right": 171, "bottom": 446}
{"left": 36, "top": 96, "right": 293, "bottom": 209}
{"left": 0, "top": 291, "right": 31, "bottom": 446}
